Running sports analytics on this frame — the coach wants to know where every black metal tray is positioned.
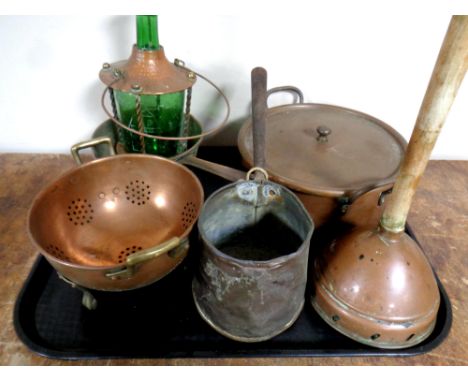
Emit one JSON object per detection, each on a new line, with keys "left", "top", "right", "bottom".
{"left": 13, "top": 147, "right": 452, "bottom": 360}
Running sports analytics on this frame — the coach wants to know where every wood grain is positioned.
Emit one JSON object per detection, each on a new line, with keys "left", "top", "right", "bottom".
{"left": 381, "top": 16, "right": 468, "bottom": 233}
{"left": 0, "top": 153, "right": 467, "bottom": 365}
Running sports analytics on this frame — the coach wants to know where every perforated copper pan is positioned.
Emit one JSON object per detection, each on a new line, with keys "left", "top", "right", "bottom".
{"left": 28, "top": 137, "right": 204, "bottom": 292}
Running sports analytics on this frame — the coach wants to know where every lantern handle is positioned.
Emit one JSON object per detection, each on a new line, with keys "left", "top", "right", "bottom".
{"left": 101, "top": 63, "right": 231, "bottom": 142}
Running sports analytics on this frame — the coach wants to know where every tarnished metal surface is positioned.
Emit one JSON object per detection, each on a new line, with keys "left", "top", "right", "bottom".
{"left": 193, "top": 68, "right": 314, "bottom": 342}
{"left": 311, "top": 226, "right": 440, "bottom": 348}
{"left": 294, "top": 183, "right": 396, "bottom": 229}
{"left": 193, "top": 179, "right": 314, "bottom": 342}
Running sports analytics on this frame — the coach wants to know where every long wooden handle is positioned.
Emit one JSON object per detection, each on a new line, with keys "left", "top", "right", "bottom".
{"left": 381, "top": 16, "right": 468, "bottom": 233}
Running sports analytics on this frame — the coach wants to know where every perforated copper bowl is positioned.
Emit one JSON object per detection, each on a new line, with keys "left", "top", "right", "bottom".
{"left": 28, "top": 138, "right": 204, "bottom": 291}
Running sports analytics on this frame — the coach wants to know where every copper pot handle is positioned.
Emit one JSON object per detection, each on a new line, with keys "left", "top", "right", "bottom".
{"left": 105, "top": 237, "right": 183, "bottom": 280}
{"left": 70, "top": 137, "right": 116, "bottom": 165}
{"left": 181, "top": 155, "right": 246, "bottom": 182}
{"left": 266, "top": 86, "right": 304, "bottom": 105}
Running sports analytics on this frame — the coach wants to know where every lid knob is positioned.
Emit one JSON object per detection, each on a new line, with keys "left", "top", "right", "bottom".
{"left": 316, "top": 126, "right": 332, "bottom": 142}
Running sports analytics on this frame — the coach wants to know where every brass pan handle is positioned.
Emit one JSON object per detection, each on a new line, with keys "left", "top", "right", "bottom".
{"left": 70, "top": 136, "right": 116, "bottom": 165}
{"left": 105, "top": 237, "right": 183, "bottom": 280}
{"left": 126, "top": 237, "right": 181, "bottom": 266}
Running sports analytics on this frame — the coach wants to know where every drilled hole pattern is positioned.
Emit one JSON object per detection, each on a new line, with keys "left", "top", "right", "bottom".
{"left": 46, "top": 244, "right": 70, "bottom": 262}
{"left": 117, "top": 245, "right": 143, "bottom": 264}
{"left": 67, "top": 198, "right": 94, "bottom": 226}
{"left": 182, "top": 201, "right": 197, "bottom": 230}
{"left": 125, "top": 180, "right": 150, "bottom": 206}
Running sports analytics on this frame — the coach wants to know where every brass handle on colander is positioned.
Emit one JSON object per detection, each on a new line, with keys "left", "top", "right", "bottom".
{"left": 105, "top": 237, "right": 183, "bottom": 280}
{"left": 126, "top": 237, "right": 181, "bottom": 266}
{"left": 71, "top": 136, "right": 116, "bottom": 165}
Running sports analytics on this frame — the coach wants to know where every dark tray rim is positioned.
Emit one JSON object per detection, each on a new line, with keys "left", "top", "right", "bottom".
{"left": 13, "top": 225, "right": 452, "bottom": 360}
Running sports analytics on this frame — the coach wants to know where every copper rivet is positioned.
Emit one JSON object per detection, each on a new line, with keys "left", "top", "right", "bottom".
{"left": 187, "top": 72, "right": 196, "bottom": 80}
{"left": 131, "top": 84, "right": 142, "bottom": 93}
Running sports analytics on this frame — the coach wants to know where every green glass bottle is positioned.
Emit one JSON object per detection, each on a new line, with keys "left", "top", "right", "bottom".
{"left": 114, "top": 15, "right": 187, "bottom": 157}
{"left": 136, "top": 15, "right": 159, "bottom": 50}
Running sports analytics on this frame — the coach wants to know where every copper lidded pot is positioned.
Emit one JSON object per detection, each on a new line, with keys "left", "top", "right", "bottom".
{"left": 237, "top": 87, "right": 407, "bottom": 228}
{"left": 186, "top": 86, "right": 407, "bottom": 229}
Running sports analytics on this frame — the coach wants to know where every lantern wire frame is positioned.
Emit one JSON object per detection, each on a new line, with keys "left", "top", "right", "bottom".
{"left": 100, "top": 61, "right": 231, "bottom": 142}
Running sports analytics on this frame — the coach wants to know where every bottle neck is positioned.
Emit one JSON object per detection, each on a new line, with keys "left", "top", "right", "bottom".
{"left": 136, "top": 15, "right": 159, "bottom": 50}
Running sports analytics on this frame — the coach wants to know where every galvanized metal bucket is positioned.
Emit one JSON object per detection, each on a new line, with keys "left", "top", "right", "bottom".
{"left": 192, "top": 169, "right": 314, "bottom": 342}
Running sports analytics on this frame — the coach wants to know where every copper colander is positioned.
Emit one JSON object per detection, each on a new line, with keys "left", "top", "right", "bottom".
{"left": 28, "top": 137, "right": 204, "bottom": 291}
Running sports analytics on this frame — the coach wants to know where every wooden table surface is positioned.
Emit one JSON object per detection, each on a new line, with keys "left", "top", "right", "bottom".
{"left": 0, "top": 153, "right": 467, "bottom": 365}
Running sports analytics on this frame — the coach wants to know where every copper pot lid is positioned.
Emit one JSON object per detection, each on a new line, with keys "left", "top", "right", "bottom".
{"left": 99, "top": 45, "right": 195, "bottom": 95}
{"left": 238, "top": 99, "right": 406, "bottom": 198}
